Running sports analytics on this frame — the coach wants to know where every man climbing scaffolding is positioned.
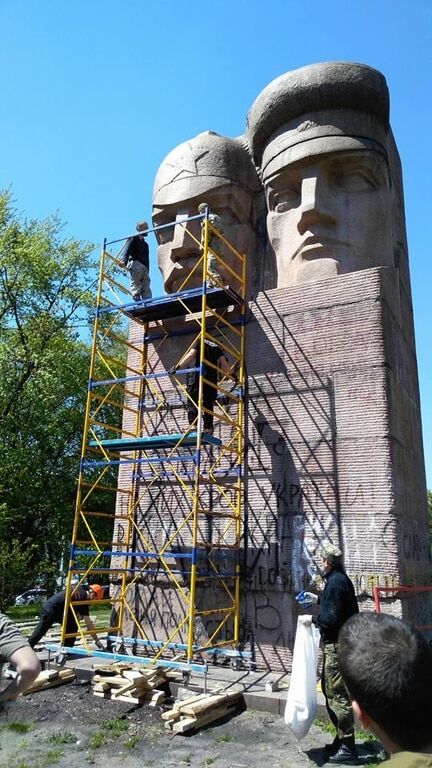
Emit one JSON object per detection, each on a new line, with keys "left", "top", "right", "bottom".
{"left": 170, "top": 338, "right": 236, "bottom": 434}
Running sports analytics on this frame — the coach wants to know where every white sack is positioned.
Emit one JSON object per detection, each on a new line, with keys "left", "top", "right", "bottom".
{"left": 284, "top": 614, "right": 320, "bottom": 739}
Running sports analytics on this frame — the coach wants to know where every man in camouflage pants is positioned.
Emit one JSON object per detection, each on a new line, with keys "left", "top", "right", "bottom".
{"left": 303, "top": 542, "right": 359, "bottom": 764}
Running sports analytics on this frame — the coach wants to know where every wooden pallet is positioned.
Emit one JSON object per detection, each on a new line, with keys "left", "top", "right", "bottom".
{"left": 91, "top": 663, "right": 169, "bottom": 706}
{"left": 162, "top": 690, "right": 242, "bottom": 733}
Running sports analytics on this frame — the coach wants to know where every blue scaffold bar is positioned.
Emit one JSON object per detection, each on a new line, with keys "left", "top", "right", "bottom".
{"left": 71, "top": 547, "right": 194, "bottom": 560}
{"left": 83, "top": 454, "right": 199, "bottom": 468}
{"left": 45, "top": 644, "right": 208, "bottom": 675}
{"left": 89, "top": 367, "right": 197, "bottom": 389}
{"left": 88, "top": 432, "right": 222, "bottom": 451}
{"left": 106, "top": 636, "right": 252, "bottom": 659}
{"left": 135, "top": 469, "right": 240, "bottom": 481}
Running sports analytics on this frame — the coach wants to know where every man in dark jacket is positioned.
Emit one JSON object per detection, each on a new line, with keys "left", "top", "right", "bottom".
{"left": 28, "top": 584, "right": 104, "bottom": 650}
{"left": 119, "top": 221, "right": 151, "bottom": 301}
{"left": 170, "top": 338, "right": 235, "bottom": 434}
{"left": 304, "top": 542, "right": 359, "bottom": 764}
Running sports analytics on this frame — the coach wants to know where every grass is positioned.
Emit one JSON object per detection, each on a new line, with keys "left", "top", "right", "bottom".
{"left": 215, "top": 733, "right": 233, "bottom": 743}
{"left": 88, "top": 717, "right": 128, "bottom": 749}
{"left": 314, "top": 717, "right": 336, "bottom": 736}
{"left": 103, "top": 717, "right": 128, "bottom": 735}
{"left": 4, "top": 722, "right": 33, "bottom": 734}
{"left": 42, "top": 749, "right": 64, "bottom": 765}
{"left": 6, "top": 605, "right": 44, "bottom": 621}
{"left": 7, "top": 603, "right": 112, "bottom": 622}
{"left": 314, "top": 717, "right": 375, "bottom": 743}
{"left": 47, "top": 731, "right": 77, "bottom": 745}
{"left": 124, "top": 735, "right": 139, "bottom": 749}
{"left": 88, "top": 731, "right": 105, "bottom": 749}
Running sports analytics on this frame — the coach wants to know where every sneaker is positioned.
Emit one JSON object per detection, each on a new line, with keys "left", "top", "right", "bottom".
{"left": 328, "top": 741, "right": 358, "bottom": 765}
{"left": 323, "top": 736, "right": 341, "bottom": 759}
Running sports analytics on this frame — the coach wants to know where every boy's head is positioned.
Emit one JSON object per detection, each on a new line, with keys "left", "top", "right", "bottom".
{"left": 338, "top": 612, "right": 432, "bottom": 752}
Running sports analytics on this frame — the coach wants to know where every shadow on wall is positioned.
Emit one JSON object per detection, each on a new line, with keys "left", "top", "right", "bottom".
{"left": 239, "top": 291, "right": 341, "bottom": 667}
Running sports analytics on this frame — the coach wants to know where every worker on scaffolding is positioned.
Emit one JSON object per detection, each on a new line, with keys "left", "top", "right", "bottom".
{"left": 198, "top": 202, "right": 224, "bottom": 287}
{"left": 119, "top": 221, "right": 152, "bottom": 302}
{"left": 171, "top": 339, "right": 236, "bottom": 435}
{"left": 28, "top": 583, "right": 105, "bottom": 651}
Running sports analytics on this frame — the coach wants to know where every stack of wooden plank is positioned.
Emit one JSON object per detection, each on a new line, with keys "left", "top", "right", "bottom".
{"left": 23, "top": 667, "right": 75, "bottom": 695}
{"left": 162, "top": 690, "right": 242, "bottom": 733}
{"left": 92, "top": 663, "right": 168, "bottom": 706}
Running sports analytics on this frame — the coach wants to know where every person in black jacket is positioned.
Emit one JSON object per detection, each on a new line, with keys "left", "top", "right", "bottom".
{"left": 119, "top": 221, "right": 151, "bottom": 302}
{"left": 28, "top": 584, "right": 104, "bottom": 650}
{"left": 303, "top": 542, "right": 359, "bottom": 764}
{"left": 170, "top": 339, "right": 235, "bottom": 434}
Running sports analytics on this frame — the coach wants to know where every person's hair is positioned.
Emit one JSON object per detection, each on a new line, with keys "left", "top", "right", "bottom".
{"left": 338, "top": 612, "right": 432, "bottom": 750}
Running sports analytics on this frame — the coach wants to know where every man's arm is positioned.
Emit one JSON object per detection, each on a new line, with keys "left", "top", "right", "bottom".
{"left": 218, "top": 353, "right": 237, "bottom": 381}
{"left": 117, "top": 237, "right": 133, "bottom": 267}
{"left": 170, "top": 346, "right": 197, "bottom": 374}
{"left": 0, "top": 646, "right": 41, "bottom": 701}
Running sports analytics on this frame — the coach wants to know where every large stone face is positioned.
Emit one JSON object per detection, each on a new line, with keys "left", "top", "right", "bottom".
{"left": 152, "top": 131, "right": 266, "bottom": 296}
{"left": 246, "top": 62, "right": 400, "bottom": 288}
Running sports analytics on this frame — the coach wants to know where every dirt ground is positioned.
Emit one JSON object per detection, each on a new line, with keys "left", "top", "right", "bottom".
{"left": 0, "top": 678, "right": 382, "bottom": 768}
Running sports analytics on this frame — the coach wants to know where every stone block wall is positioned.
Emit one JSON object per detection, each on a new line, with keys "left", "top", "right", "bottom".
{"left": 114, "top": 265, "right": 431, "bottom": 670}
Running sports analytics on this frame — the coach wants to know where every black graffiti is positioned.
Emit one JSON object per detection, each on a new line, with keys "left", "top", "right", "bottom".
{"left": 269, "top": 482, "right": 306, "bottom": 512}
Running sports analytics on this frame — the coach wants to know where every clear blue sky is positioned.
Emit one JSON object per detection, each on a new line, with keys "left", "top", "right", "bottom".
{"left": 1, "top": 0, "right": 431, "bottom": 486}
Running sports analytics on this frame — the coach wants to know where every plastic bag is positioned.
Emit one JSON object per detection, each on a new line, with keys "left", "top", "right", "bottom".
{"left": 284, "top": 615, "right": 320, "bottom": 739}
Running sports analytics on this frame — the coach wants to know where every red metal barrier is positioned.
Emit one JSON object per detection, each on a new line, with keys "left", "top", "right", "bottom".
{"left": 373, "top": 585, "right": 432, "bottom": 631}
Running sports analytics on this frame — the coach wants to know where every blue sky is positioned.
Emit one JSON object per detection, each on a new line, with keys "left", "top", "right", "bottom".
{"left": 1, "top": 0, "right": 431, "bottom": 486}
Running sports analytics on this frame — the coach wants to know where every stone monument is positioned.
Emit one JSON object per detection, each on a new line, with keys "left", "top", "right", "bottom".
{"left": 118, "top": 62, "right": 430, "bottom": 670}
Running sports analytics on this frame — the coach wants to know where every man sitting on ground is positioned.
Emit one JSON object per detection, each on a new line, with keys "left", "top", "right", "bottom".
{"left": 338, "top": 611, "right": 432, "bottom": 767}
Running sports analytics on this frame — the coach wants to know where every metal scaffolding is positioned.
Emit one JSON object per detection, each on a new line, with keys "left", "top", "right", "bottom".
{"left": 57, "top": 210, "right": 248, "bottom": 673}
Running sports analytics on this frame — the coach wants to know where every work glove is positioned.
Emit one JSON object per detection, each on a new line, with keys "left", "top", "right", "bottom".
{"left": 295, "top": 591, "right": 319, "bottom": 605}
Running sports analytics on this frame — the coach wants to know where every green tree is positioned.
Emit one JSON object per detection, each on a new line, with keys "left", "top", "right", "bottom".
{"left": 0, "top": 190, "right": 96, "bottom": 608}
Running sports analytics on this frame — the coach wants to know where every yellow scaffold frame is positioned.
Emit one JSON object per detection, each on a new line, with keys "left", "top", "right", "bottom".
{"left": 58, "top": 210, "right": 248, "bottom": 673}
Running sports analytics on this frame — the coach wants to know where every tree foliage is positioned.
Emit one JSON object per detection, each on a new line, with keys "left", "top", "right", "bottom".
{"left": 0, "top": 190, "right": 96, "bottom": 607}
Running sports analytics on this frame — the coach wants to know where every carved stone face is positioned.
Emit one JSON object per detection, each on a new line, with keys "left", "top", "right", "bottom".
{"left": 152, "top": 132, "right": 261, "bottom": 294}
{"left": 153, "top": 184, "right": 255, "bottom": 294}
{"left": 264, "top": 147, "right": 394, "bottom": 286}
